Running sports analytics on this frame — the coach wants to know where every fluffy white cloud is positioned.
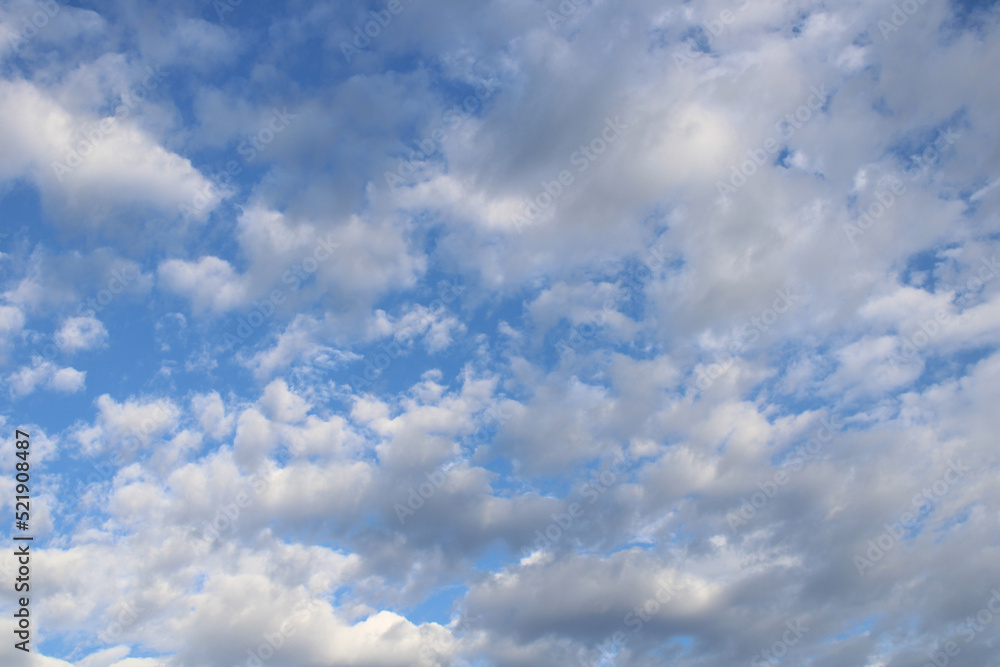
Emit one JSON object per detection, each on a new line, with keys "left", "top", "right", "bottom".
{"left": 157, "top": 257, "right": 249, "bottom": 315}
{"left": 190, "top": 391, "right": 234, "bottom": 440}
{"left": 0, "top": 77, "right": 224, "bottom": 234}
{"left": 0, "top": 303, "right": 24, "bottom": 336}
{"left": 1, "top": 0, "right": 999, "bottom": 665}
{"left": 49, "top": 365, "right": 87, "bottom": 392}
{"left": 71, "top": 394, "right": 180, "bottom": 456}
{"left": 0, "top": 303, "right": 25, "bottom": 359}
{"left": 55, "top": 315, "right": 109, "bottom": 353}
{"left": 259, "top": 379, "right": 311, "bottom": 424}
{"left": 4, "top": 356, "right": 85, "bottom": 396}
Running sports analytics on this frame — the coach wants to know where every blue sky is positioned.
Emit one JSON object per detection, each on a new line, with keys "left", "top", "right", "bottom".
{"left": 1, "top": 0, "right": 1000, "bottom": 665}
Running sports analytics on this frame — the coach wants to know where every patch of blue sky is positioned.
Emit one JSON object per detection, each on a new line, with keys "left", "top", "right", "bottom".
{"left": 910, "top": 346, "right": 996, "bottom": 393}
{"left": 900, "top": 247, "right": 943, "bottom": 292}
{"left": 681, "top": 25, "right": 713, "bottom": 54}
{"left": 822, "top": 615, "right": 880, "bottom": 644}
{"left": 406, "top": 582, "right": 466, "bottom": 626}
{"left": 946, "top": 0, "right": 1000, "bottom": 31}
{"left": 884, "top": 109, "right": 968, "bottom": 176}
{"left": 932, "top": 504, "right": 973, "bottom": 542}
{"left": 646, "top": 634, "right": 695, "bottom": 661}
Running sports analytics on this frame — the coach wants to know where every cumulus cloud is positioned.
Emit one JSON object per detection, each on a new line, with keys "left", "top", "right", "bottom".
{"left": 0, "top": 77, "right": 224, "bottom": 235}
{"left": 190, "top": 391, "right": 235, "bottom": 440}
{"left": 71, "top": 393, "right": 180, "bottom": 456}
{"left": 157, "top": 256, "right": 249, "bottom": 315}
{"left": 55, "top": 315, "right": 109, "bottom": 353}
{"left": 4, "top": 356, "right": 85, "bottom": 396}
{"left": 0, "top": 303, "right": 25, "bottom": 336}
{"left": 1, "top": 0, "right": 999, "bottom": 665}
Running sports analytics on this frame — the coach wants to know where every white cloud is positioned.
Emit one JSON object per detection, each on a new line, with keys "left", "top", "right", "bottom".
{"left": 158, "top": 256, "right": 250, "bottom": 315}
{"left": 55, "top": 315, "right": 109, "bottom": 353}
{"left": 241, "top": 314, "right": 361, "bottom": 379}
{"left": 0, "top": 303, "right": 25, "bottom": 335}
{"left": 72, "top": 393, "right": 180, "bottom": 456}
{"left": 49, "top": 365, "right": 86, "bottom": 392}
{"left": 392, "top": 304, "right": 466, "bottom": 353}
{"left": 0, "top": 77, "right": 224, "bottom": 232}
{"left": 0, "top": 303, "right": 25, "bottom": 359}
{"left": 3, "top": 1, "right": 1000, "bottom": 665}
{"left": 5, "top": 356, "right": 86, "bottom": 397}
{"left": 259, "top": 379, "right": 311, "bottom": 424}
{"left": 191, "top": 391, "right": 235, "bottom": 440}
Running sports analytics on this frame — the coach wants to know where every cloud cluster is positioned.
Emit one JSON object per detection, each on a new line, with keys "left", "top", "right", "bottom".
{"left": 0, "top": 0, "right": 998, "bottom": 665}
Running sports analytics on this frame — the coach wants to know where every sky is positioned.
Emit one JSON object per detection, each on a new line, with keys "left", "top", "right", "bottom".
{"left": 0, "top": 0, "right": 999, "bottom": 665}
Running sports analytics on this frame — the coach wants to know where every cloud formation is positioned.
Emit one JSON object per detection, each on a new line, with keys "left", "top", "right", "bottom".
{"left": 0, "top": 0, "right": 999, "bottom": 666}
